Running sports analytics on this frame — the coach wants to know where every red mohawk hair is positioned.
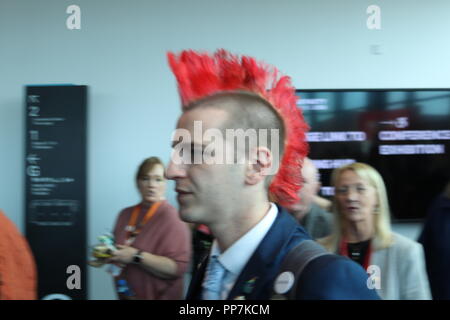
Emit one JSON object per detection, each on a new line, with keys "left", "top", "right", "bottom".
{"left": 167, "top": 49, "right": 309, "bottom": 207}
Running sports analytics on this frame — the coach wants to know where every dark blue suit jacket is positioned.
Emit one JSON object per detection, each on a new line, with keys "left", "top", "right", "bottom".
{"left": 186, "top": 206, "right": 380, "bottom": 300}
{"left": 418, "top": 194, "right": 450, "bottom": 300}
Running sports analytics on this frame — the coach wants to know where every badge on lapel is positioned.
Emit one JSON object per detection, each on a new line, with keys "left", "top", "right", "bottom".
{"left": 270, "top": 271, "right": 295, "bottom": 300}
{"left": 242, "top": 277, "right": 258, "bottom": 295}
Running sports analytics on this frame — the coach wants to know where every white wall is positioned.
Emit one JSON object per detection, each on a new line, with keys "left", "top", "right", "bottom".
{"left": 1, "top": 0, "right": 449, "bottom": 299}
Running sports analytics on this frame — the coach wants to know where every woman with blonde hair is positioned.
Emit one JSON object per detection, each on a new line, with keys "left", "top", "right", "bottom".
{"left": 319, "top": 162, "right": 431, "bottom": 300}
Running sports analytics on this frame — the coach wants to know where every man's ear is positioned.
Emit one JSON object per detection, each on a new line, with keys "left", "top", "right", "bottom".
{"left": 245, "top": 147, "right": 273, "bottom": 185}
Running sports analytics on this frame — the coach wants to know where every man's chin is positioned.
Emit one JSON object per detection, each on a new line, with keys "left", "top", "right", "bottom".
{"left": 178, "top": 206, "right": 199, "bottom": 223}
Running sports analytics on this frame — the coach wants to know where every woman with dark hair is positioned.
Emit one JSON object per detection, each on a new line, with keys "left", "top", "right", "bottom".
{"left": 111, "top": 157, "right": 191, "bottom": 299}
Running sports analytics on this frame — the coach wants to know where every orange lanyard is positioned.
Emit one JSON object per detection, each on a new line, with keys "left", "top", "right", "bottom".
{"left": 125, "top": 202, "right": 162, "bottom": 242}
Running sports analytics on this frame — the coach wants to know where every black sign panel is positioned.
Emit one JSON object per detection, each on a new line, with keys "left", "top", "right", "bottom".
{"left": 25, "top": 85, "right": 87, "bottom": 300}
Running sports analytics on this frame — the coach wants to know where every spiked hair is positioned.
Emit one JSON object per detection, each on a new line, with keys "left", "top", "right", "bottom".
{"left": 167, "top": 49, "right": 309, "bottom": 207}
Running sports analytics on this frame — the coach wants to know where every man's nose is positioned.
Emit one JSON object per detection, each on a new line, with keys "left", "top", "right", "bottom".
{"left": 165, "top": 158, "right": 186, "bottom": 180}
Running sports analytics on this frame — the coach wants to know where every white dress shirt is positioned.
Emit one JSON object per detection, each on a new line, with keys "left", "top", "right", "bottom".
{"left": 202, "top": 203, "right": 278, "bottom": 299}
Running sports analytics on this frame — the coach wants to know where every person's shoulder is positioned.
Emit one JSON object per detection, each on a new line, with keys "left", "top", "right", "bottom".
{"left": 298, "top": 253, "right": 379, "bottom": 299}
{"left": 157, "top": 201, "right": 189, "bottom": 229}
{"left": 113, "top": 205, "right": 137, "bottom": 227}
{"left": 275, "top": 205, "right": 311, "bottom": 238}
{"left": 0, "top": 210, "right": 22, "bottom": 239}
{"left": 160, "top": 200, "right": 177, "bottom": 213}
{"left": 257, "top": 207, "right": 312, "bottom": 262}
{"left": 390, "top": 232, "right": 422, "bottom": 251}
{"left": 385, "top": 232, "right": 425, "bottom": 263}
{"left": 158, "top": 201, "right": 181, "bottom": 220}
{"left": 0, "top": 210, "right": 14, "bottom": 227}
{"left": 307, "top": 253, "right": 360, "bottom": 273}
{"left": 117, "top": 205, "right": 135, "bottom": 217}
{"left": 0, "top": 210, "right": 35, "bottom": 257}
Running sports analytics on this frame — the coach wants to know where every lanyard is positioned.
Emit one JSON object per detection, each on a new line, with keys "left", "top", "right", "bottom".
{"left": 339, "top": 237, "right": 372, "bottom": 271}
{"left": 125, "top": 202, "right": 162, "bottom": 245}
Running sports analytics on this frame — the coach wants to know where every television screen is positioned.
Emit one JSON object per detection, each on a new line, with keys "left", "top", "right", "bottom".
{"left": 296, "top": 89, "right": 450, "bottom": 221}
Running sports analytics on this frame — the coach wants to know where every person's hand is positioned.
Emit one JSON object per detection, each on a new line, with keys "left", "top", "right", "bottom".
{"left": 110, "top": 245, "right": 138, "bottom": 265}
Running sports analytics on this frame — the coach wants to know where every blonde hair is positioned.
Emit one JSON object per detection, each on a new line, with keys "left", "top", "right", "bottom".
{"left": 320, "top": 162, "right": 393, "bottom": 252}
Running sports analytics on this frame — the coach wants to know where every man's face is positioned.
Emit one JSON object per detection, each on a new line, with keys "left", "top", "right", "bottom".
{"left": 166, "top": 107, "right": 246, "bottom": 224}
{"left": 288, "top": 160, "right": 319, "bottom": 219}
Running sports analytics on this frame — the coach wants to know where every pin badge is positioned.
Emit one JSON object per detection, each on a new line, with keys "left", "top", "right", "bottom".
{"left": 274, "top": 271, "right": 295, "bottom": 294}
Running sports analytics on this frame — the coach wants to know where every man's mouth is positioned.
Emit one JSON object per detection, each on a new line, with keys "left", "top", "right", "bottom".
{"left": 176, "top": 189, "right": 193, "bottom": 200}
{"left": 176, "top": 188, "right": 191, "bottom": 194}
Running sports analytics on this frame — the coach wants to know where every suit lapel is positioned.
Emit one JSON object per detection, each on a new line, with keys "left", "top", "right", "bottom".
{"left": 227, "top": 208, "right": 303, "bottom": 300}
{"left": 187, "top": 207, "right": 308, "bottom": 300}
{"left": 185, "top": 254, "right": 209, "bottom": 300}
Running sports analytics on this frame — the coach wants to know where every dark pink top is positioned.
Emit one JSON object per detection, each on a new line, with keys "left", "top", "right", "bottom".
{"left": 113, "top": 201, "right": 191, "bottom": 299}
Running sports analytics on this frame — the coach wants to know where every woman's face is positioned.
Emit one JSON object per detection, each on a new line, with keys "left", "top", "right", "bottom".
{"left": 137, "top": 164, "right": 166, "bottom": 204}
{"left": 335, "top": 169, "right": 378, "bottom": 225}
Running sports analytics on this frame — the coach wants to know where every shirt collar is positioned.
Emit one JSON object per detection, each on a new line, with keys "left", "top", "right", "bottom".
{"left": 210, "top": 202, "right": 278, "bottom": 276}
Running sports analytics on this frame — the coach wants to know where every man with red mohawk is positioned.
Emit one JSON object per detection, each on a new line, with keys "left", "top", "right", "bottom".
{"left": 166, "top": 49, "right": 379, "bottom": 300}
